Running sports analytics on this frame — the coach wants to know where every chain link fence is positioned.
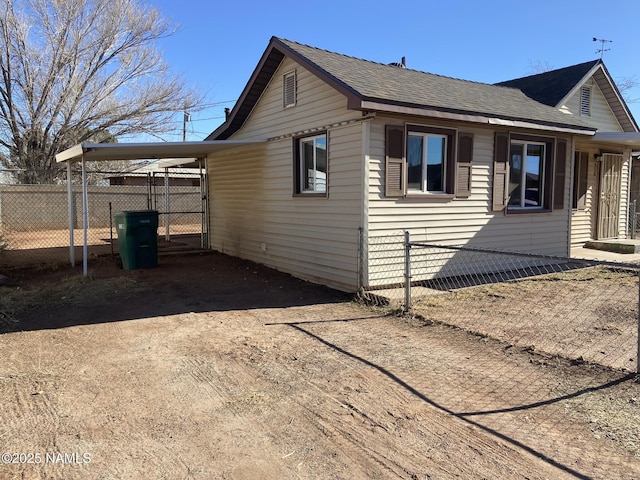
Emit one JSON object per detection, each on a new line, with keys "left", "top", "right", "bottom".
{"left": 629, "top": 199, "right": 640, "bottom": 239}
{"left": 0, "top": 168, "right": 207, "bottom": 268}
{"left": 360, "top": 230, "right": 640, "bottom": 374}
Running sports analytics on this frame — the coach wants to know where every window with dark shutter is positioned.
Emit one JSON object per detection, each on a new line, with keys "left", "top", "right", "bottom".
{"left": 405, "top": 124, "right": 455, "bottom": 195}
{"left": 456, "top": 133, "right": 473, "bottom": 197}
{"left": 492, "top": 132, "right": 509, "bottom": 211}
{"left": 385, "top": 125, "right": 405, "bottom": 197}
{"left": 553, "top": 139, "right": 567, "bottom": 209}
{"left": 503, "top": 133, "right": 555, "bottom": 212}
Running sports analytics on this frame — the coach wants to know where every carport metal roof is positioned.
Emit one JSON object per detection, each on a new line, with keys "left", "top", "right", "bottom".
{"left": 55, "top": 140, "right": 264, "bottom": 163}
{"left": 55, "top": 140, "right": 265, "bottom": 276}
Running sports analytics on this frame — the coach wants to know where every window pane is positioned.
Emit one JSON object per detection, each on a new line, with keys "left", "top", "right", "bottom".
{"left": 509, "top": 144, "right": 523, "bottom": 207}
{"left": 525, "top": 144, "right": 543, "bottom": 207}
{"left": 426, "top": 136, "right": 445, "bottom": 192}
{"left": 300, "top": 135, "right": 327, "bottom": 193}
{"left": 314, "top": 136, "right": 327, "bottom": 192}
{"left": 302, "top": 139, "right": 314, "bottom": 191}
{"left": 407, "top": 135, "right": 423, "bottom": 190}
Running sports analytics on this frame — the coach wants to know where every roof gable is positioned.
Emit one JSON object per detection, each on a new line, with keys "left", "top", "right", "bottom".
{"left": 496, "top": 60, "right": 600, "bottom": 107}
{"left": 208, "top": 37, "right": 597, "bottom": 140}
{"left": 497, "top": 60, "right": 638, "bottom": 132}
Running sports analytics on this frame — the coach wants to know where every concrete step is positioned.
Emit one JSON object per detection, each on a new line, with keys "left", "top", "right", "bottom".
{"left": 584, "top": 240, "right": 640, "bottom": 254}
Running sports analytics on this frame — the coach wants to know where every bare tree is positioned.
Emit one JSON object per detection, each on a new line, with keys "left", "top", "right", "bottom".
{"left": 0, "top": 0, "right": 199, "bottom": 183}
{"left": 526, "top": 60, "right": 555, "bottom": 74}
{"left": 617, "top": 76, "right": 639, "bottom": 105}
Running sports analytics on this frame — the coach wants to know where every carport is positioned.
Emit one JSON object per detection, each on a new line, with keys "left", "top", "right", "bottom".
{"left": 55, "top": 140, "right": 263, "bottom": 276}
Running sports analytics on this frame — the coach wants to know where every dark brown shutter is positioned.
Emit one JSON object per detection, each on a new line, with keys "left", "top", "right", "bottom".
{"left": 577, "top": 152, "right": 589, "bottom": 209}
{"left": 456, "top": 133, "right": 473, "bottom": 197}
{"left": 385, "top": 125, "right": 405, "bottom": 197}
{"left": 553, "top": 139, "right": 567, "bottom": 210}
{"left": 492, "top": 132, "right": 510, "bottom": 211}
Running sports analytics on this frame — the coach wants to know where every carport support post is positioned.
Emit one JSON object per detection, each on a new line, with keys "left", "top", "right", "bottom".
{"left": 164, "top": 167, "right": 170, "bottom": 241}
{"left": 404, "top": 231, "right": 411, "bottom": 311}
{"left": 66, "top": 160, "right": 75, "bottom": 266}
{"left": 81, "top": 156, "right": 88, "bottom": 277}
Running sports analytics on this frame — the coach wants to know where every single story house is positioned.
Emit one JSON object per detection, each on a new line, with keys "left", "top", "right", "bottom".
{"left": 56, "top": 37, "right": 640, "bottom": 290}
{"left": 202, "top": 37, "right": 640, "bottom": 291}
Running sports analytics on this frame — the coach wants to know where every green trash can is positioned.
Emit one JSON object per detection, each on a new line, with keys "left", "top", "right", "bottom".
{"left": 114, "top": 210, "right": 159, "bottom": 270}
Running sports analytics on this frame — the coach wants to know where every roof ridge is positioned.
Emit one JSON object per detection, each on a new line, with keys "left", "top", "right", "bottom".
{"left": 497, "top": 59, "right": 602, "bottom": 84}
{"left": 211, "top": 37, "right": 598, "bottom": 140}
{"left": 274, "top": 36, "right": 517, "bottom": 90}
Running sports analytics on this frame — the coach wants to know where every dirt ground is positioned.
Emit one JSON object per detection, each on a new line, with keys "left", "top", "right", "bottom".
{"left": 412, "top": 265, "right": 639, "bottom": 371}
{"left": 0, "top": 225, "right": 204, "bottom": 267}
{"left": 0, "top": 252, "right": 639, "bottom": 479}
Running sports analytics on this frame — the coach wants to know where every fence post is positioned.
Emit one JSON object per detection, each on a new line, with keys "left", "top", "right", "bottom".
{"left": 404, "top": 230, "right": 411, "bottom": 311}
{"left": 357, "top": 227, "right": 363, "bottom": 291}
{"left": 631, "top": 200, "right": 637, "bottom": 239}
{"left": 637, "top": 270, "right": 640, "bottom": 375}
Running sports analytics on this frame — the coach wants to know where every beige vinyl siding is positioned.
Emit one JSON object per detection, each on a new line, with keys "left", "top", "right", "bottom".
{"left": 366, "top": 117, "right": 572, "bottom": 286}
{"left": 570, "top": 150, "right": 598, "bottom": 245}
{"left": 208, "top": 58, "right": 364, "bottom": 291}
{"left": 571, "top": 145, "right": 632, "bottom": 244}
{"left": 561, "top": 80, "right": 623, "bottom": 132}
{"left": 230, "top": 58, "right": 360, "bottom": 140}
{"left": 618, "top": 151, "right": 632, "bottom": 238}
{"left": 563, "top": 76, "right": 632, "bottom": 245}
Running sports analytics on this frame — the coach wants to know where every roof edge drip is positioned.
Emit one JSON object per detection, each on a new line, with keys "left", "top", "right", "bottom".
{"left": 358, "top": 101, "right": 596, "bottom": 135}
{"left": 56, "top": 140, "right": 265, "bottom": 163}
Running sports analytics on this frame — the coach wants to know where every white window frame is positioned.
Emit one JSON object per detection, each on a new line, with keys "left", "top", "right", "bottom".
{"left": 407, "top": 131, "right": 447, "bottom": 194}
{"left": 508, "top": 140, "right": 546, "bottom": 210}
{"left": 297, "top": 133, "right": 327, "bottom": 195}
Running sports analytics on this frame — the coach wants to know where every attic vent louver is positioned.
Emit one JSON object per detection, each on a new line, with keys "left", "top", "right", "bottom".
{"left": 283, "top": 70, "right": 296, "bottom": 108}
{"left": 388, "top": 56, "right": 406, "bottom": 68}
{"left": 580, "top": 85, "right": 591, "bottom": 116}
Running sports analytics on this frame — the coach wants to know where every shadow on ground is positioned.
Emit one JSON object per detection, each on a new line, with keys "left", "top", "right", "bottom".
{"left": 0, "top": 251, "right": 353, "bottom": 333}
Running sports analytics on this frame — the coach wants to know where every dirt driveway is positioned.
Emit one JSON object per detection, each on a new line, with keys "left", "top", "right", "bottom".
{"left": 0, "top": 252, "right": 639, "bottom": 479}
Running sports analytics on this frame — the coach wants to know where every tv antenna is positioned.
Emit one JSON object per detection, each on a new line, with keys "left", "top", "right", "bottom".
{"left": 592, "top": 37, "right": 612, "bottom": 59}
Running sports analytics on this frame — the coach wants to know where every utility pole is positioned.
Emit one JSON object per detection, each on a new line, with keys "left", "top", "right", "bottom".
{"left": 593, "top": 37, "right": 612, "bottom": 60}
{"left": 182, "top": 103, "right": 191, "bottom": 141}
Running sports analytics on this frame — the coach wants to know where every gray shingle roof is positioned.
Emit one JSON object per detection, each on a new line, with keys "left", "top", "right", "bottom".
{"left": 209, "top": 37, "right": 596, "bottom": 140}
{"left": 275, "top": 38, "right": 593, "bottom": 130}
{"left": 495, "top": 60, "right": 601, "bottom": 106}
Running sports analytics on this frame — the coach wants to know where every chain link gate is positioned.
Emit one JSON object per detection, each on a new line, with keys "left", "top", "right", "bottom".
{"left": 0, "top": 167, "right": 209, "bottom": 268}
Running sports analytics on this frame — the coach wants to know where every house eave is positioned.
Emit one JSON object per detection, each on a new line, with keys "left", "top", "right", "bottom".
{"left": 356, "top": 100, "right": 597, "bottom": 135}
{"left": 589, "top": 132, "right": 640, "bottom": 148}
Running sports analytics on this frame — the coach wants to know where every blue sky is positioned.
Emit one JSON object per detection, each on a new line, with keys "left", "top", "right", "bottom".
{"left": 148, "top": 0, "right": 640, "bottom": 141}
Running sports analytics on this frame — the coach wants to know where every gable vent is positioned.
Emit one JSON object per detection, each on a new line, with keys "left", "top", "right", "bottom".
{"left": 283, "top": 70, "right": 296, "bottom": 108}
{"left": 580, "top": 85, "right": 591, "bottom": 116}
